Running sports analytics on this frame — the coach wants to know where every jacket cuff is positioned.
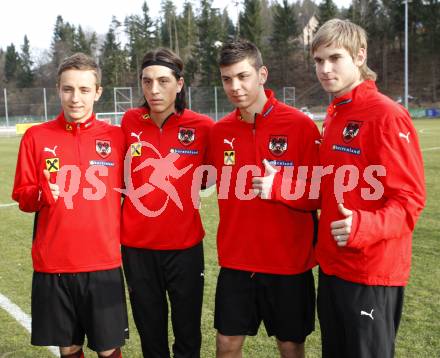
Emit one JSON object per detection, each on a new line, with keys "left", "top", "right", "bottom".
{"left": 40, "top": 179, "right": 56, "bottom": 207}
{"left": 346, "top": 209, "right": 362, "bottom": 249}
{"left": 270, "top": 172, "right": 284, "bottom": 201}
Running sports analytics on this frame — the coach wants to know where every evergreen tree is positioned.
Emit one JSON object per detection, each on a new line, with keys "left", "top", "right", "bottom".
{"left": 178, "top": 1, "right": 197, "bottom": 54}
{"left": 176, "top": 1, "right": 198, "bottom": 85}
{"left": 318, "top": 0, "right": 338, "bottom": 25}
{"left": 260, "top": 0, "right": 273, "bottom": 43}
{"left": 4, "top": 43, "right": 20, "bottom": 82}
{"left": 196, "top": 0, "right": 224, "bottom": 85}
{"left": 421, "top": 0, "right": 440, "bottom": 101}
{"left": 160, "top": 0, "right": 178, "bottom": 51}
{"left": 149, "top": 19, "right": 161, "bottom": 50}
{"left": 17, "top": 35, "right": 34, "bottom": 87}
{"left": 125, "top": 1, "right": 155, "bottom": 72}
{"left": 221, "top": 8, "right": 235, "bottom": 42}
{"left": 271, "top": 0, "right": 298, "bottom": 83}
{"left": 51, "top": 15, "right": 76, "bottom": 67}
{"left": 73, "top": 26, "right": 96, "bottom": 55}
{"left": 100, "top": 17, "right": 129, "bottom": 88}
{"left": 239, "top": 0, "right": 263, "bottom": 47}
{"left": 0, "top": 49, "right": 5, "bottom": 84}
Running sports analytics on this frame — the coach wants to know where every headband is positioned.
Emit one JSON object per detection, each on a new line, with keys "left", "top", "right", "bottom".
{"left": 141, "top": 60, "right": 182, "bottom": 77}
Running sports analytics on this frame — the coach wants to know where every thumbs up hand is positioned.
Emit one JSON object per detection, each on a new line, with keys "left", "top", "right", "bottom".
{"left": 43, "top": 169, "right": 60, "bottom": 201}
{"left": 330, "top": 203, "right": 353, "bottom": 247}
{"left": 252, "top": 159, "right": 278, "bottom": 199}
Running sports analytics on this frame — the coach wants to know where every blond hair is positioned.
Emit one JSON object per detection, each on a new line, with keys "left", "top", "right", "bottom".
{"left": 57, "top": 52, "right": 102, "bottom": 88}
{"left": 311, "top": 19, "right": 377, "bottom": 81}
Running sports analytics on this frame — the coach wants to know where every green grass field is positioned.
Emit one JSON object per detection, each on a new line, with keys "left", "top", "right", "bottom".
{"left": 0, "top": 119, "right": 439, "bottom": 357}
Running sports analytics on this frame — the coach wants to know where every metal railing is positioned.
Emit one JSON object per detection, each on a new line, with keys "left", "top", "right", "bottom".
{"left": 0, "top": 86, "right": 332, "bottom": 127}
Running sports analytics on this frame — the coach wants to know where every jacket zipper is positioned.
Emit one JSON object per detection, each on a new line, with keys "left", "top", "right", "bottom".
{"left": 159, "top": 113, "right": 173, "bottom": 153}
{"left": 76, "top": 123, "right": 82, "bottom": 166}
{"left": 253, "top": 114, "right": 258, "bottom": 164}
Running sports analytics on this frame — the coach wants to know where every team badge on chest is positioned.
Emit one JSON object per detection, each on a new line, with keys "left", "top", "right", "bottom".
{"left": 269, "top": 135, "right": 288, "bottom": 157}
{"left": 178, "top": 127, "right": 195, "bottom": 146}
{"left": 96, "top": 140, "right": 111, "bottom": 158}
{"left": 342, "top": 121, "right": 362, "bottom": 143}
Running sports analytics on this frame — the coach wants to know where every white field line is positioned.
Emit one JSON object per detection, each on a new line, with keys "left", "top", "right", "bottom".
{"left": 419, "top": 128, "right": 440, "bottom": 134}
{"left": 0, "top": 292, "right": 59, "bottom": 356}
{"left": 422, "top": 147, "right": 440, "bottom": 152}
{"left": 0, "top": 203, "right": 18, "bottom": 208}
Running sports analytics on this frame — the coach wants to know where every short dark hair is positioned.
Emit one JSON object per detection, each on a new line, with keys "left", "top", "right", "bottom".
{"left": 218, "top": 39, "right": 263, "bottom": 69}
{"left": 140, "top": 48, "right": 186, "bottom": 113}
{"left": 57, "top": 52, "right": 101, "bottom": 88}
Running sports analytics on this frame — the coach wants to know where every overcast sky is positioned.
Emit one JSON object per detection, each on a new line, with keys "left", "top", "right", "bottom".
{"left": 0, "top": 0, "right": 352, "bottom": 54}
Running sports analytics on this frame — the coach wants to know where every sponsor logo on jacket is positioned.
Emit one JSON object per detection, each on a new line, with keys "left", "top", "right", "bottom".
{"left": 130, "top": 132, "right": 142, "bottom": 157}
{"left": 170, "top": 148, "right": 199, "bottom": 155}
{"left": 333, "top": 144, "right": 361, "bottom": 155}
{"left": 43, "top": 146, "right": 60, "bottom": 172}
{"left": 224, "top": 150, "right": 235, "bottom": 165}
{"left": 45, "top": 158, "right": 60, "bottom": 172}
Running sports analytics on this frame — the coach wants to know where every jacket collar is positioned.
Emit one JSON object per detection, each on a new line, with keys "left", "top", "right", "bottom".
{"left": 140, "top": 107, "right": 184, "bottom": 128}
{"left": 235, "top": 89, "right": 278, "bottom": 122}
{"left": 57, "top": 112, "right": 96, "bottom": 132}
{"left": 327, "top": 80, "right": 377, "bottom": 117}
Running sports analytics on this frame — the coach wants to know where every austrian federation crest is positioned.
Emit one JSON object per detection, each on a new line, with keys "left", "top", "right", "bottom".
{"left": 178, "top": 127, "right": 195, "bottom": 146}
{"left": 269, "top": 135, "right": 288, "bottom": 157}
{"left": 342, "top": 121, "right": 363, "bottom": 143}
{"left": 96, "top": 140, "right": 111, "bottom": 158}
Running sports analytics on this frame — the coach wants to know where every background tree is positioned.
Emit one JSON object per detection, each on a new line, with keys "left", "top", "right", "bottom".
{"left": 51, "top": 15, "right": 76, "bottom": 68}
{"left": 160, "top": 0, "right": 179, "bottom": 52}
{"left": 100, "top": 17, "right": 130, "bottom": 88}
{"left": 318, "top": 0, "right": 338, "bottom": 25}
{"left": 221, "top": 8, "right": 236, "bottom": 42}
{"left": 177, "top": 1, "right": 199, "bottom": 86}
{"left": 0, "top": 49, "right": 5, "bottom": 84}
{"left": 421, "top": 0, "right": 440, "bottom": 102}
{"left": 239, "top": 0, "right": 263, "bottom": 48}
{"left": 17, "top": 35, "right": 34, "bottom": 88}
{"left": 125, "top": 1, "right": 155, "bottom": 73}
{"left": 0, "top": 0, "right": 439, "bottom": 103}
{"left": 195, "top": 0, "right": 224, "bottom": 85}
{"left": 4, "top": 44, "right": 20, "bottom": 82}
{"left": 271, "top": 0, "right": 298, "bottom": 84}
{"left": 72, "top": 26, "right": 97, "bottom": 55}
{"left": 178, "top": 1, "right": 197, "bottom": 55}
{"left": 297, "top": 0, "right": 319, "bottom": 67}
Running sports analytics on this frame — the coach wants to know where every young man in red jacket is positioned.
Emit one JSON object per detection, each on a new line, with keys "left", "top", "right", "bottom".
{"left": 120, "top": 48, "right": 213, "bottom": 358}
{"left": 12, "top": 53, "right": 128, "bottom": 358}
{"left": 311, "top": 19, "right": 426, "bottom": 358}
{"left": 211, "top": 40, "right": 320, "bottom": 358}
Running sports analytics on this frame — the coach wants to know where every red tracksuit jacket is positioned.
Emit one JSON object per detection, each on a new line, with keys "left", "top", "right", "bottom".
{"left": 120, "top": 107, "right": 213, "bottom": 250}
{"left": 12, "top": 113, "right": 125, "bottom": 273}
{"left": 209, "top": 90, "right": 321, "bottom": 275}
{"left": 317, "top": 80, "right": 426, "bottom": 286}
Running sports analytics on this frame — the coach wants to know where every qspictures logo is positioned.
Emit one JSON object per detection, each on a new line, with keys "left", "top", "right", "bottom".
{"left": 49, "top": 141, "right": 386, "bottom": 215}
